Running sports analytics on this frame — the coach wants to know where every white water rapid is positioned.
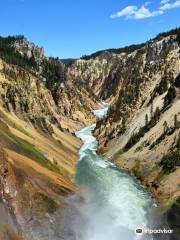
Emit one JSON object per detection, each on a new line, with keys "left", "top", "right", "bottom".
{"left": 74, "top": 104, "right": 153, "bottom": 240}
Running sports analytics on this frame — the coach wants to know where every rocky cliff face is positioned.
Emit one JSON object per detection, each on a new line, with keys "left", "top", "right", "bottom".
{"left": 91, "top": 34, "right": 180, "bottom": 207}
{"left": 0, "top": 36, "right": 99, "bottom": 239}
{"left": 13, "top": 36, "right": 45, "bottom": 64}
{"left": 0, "top": 29, "right": 180, "bottom": 239}
{"left": 93, "top": 35, "right": 179, "bottom": 144}
{"left": 66, "top": 29, "right": 180, "bottom": 237}
{"left": 0, "top": 64, "right": 82, "bottom": 239}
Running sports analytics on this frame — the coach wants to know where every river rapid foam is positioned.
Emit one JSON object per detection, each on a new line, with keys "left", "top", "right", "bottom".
{"left": 73, "top": 104, "right": 153, "bottom": 240}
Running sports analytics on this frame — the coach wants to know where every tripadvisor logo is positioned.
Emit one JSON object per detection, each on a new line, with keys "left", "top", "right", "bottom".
{"left": 135, "top": 227, "right": 143, "bottom": 235}
{"left": 135, "top": 227, "right": 173, "bottom": 235}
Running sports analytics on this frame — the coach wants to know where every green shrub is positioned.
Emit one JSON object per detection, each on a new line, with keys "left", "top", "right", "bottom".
{"left": 0, "top": 35, "right": 38, "bottom": 71}
{"left": 124, "top": 107, "right": 161, "bottom": 151}
{"left": 174, "top": 74, "right": 180, "bottom": 88}
{"left": 154, "top": 27, "right": 180, "bottom": 43}
{"left": 160, "top": 150, "right": 180, "bottom": 172}
{"left": 11, "top": 134, "right": 60, "bottom": 173}
{"left": 33, "top": 192, "right": 59, "bottom": 213}
{"left": 41, "top": 58, "right": 66, "bottom": 101}
{"left": 164, "top": 86, "right": 176, "bottom": 108}
{"left": 81, "top": 27, "right": 180, "bottom": 60}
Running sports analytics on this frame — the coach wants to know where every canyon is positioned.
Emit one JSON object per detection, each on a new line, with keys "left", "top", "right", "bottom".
{"left": 0, "top": 28, "right": 179, "bottom": 239}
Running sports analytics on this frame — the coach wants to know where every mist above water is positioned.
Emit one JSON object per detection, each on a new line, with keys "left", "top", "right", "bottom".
{"left": 73, "top": 105, "right": 153, "bottom": 240}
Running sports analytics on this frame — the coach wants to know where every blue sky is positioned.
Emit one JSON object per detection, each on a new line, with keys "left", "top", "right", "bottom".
{"left": 0, "top": 0, "right": 180, "bottom": 58}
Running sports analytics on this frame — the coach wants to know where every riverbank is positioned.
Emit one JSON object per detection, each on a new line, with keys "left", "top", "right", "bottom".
{"left": 93, "top": 103, "right": 179, "bottom": 239}
{"left": 0, "top": 105, "right": 83, "bottom": 240}
{"left": 73, "top": 105, "right": 154, "bottom": 240}
{"left": 97, "top": 134, "right": 180, "bottom": 239}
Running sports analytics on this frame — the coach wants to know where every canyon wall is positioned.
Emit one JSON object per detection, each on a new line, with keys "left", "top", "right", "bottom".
{"left": 0, "top": 36, "right": 98, "bottom": 239}
{"left": 67, "top": 30, "right": 180, "bottom": 239}
{"left": 0, "top": 29, "right": 179, "bottom": 239}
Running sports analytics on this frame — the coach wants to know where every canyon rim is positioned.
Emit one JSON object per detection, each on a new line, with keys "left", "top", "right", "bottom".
{"left": 0, "top": 23, "right": 180, "bottom": 240}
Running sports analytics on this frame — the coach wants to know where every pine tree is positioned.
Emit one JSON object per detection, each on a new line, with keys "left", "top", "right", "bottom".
{"left": 174, "top": 74, "right": 180, "bottom": 88}
{"left": 154, "top": 107, "right": 160, "bottom": 122}
{"left": 163, "top": 121, "right": 168, "bottom": 134}
{"left": 150, "top": 102, "right": 154, "bottom": 119}
{"left": 145, "top": 114, "right": 148, "bottom": 126}
{"left": 176, "top": 132, "right": 180, "bottom": 149}
{"left": 174, "top": 114, "right": 178, "bottom": 128}
{"left": 164, "top": 86, "right": 176, "bottom": 107}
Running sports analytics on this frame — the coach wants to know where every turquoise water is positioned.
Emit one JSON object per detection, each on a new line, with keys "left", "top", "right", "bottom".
{"left": 75, "top": 107, "right": 153, "bottom": 240}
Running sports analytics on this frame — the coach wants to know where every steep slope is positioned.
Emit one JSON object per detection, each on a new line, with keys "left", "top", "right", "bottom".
{"left": 0, "top": 74, "right": 81, "bottom": 239}
{"left": 92, "top": 33, "right": 180, "bottom": 206}
{"left": 66, "top": 29, "right": 180, "bottom": 238}
{"left": 0, "top": 112, "right": 81, "bottom": 239}
{"left": 90, "top": 30, "right": 180, "bottom": 238}
{"left": 0, "top": 35, "right": 99, "bottom": 131}
{"left": 0, "top": 28, "right": 180, "bottom": 239}
{"left": 0, "top": 36, "right": 99, "bottom": 239}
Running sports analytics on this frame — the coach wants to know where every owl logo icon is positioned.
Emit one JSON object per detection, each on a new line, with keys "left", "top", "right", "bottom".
{"left": 135, "top": 227, "right": 143, "bottom": 235}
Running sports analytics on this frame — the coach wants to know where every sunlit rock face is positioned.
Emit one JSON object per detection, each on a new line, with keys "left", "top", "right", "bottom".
{"left": 0, "top": 29, "right": 179, "bottom": 239}
{"left": 65, "top": 31, "right": 180, "bottom": 239}
{"left": 12, "top": 36, "right": 45, "bottom": 63}
{"left": 67, "top": 35, "right": 179, "bottom": 100}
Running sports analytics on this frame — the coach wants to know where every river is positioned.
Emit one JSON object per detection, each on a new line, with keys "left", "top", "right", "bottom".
{"left": 74, "top": 104, "right": 153, "bottom": 240}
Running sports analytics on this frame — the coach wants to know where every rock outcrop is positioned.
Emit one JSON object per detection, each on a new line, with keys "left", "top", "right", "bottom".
{"left": 0, "top": 28, "right": 180, "bottom": 239}
{"left": 66, "top": 29, "right": 180, "bottom": 237}
{"left": 12, "top": 36, "right": 45, "bottom": 64}
{"left": 91, "top": 33, "right": 180, "bottom": 208}
{"left": 0, "top": 35, "right": 99, "bottom": 239}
